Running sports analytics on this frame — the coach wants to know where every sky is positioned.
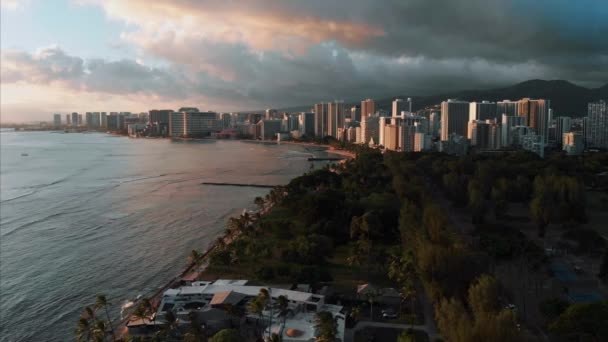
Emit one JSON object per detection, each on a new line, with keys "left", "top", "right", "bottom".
{"left": 1, "top": 0, "right": 607, "bottom": 122}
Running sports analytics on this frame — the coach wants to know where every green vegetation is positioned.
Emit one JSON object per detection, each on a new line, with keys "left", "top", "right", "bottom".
{"left": 208, "top": 329, "right": 241, "bottom": 342}
{"left": 549, "top": 301, "right": 608, "bottom": 341}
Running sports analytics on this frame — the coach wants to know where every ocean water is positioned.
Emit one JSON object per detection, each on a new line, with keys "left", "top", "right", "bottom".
{"left": 0, "top": 131, "right": 330, "bottom": 341}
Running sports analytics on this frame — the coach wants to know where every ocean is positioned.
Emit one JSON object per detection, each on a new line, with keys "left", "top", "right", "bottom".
{"left": 0, "top": 130, "right": 331, "bottom": 341}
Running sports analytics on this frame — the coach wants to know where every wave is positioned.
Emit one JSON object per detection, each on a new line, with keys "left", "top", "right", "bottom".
{"left": 0, "top": 190, "right": 38, "bottom": 203}
{"left": 0, "top": 212, "right": 66, "bottom": 238}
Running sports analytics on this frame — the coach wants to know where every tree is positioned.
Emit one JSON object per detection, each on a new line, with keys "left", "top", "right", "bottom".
{"left": 188, "top": 249, "right": 202, "bottom": 265}
{"left": 598, "top": 248, "right": 608, "bottom": 282}
{"left": 75, "top": 317, "right": 92, "bottom": 342}
{"left": 277, "top": 295, "right": 288, "bottom": 323}
{"left": 314, "top": 311, "right": 337, "bottom": 342}
{"left": 549, "top": 301, "right": 608, "bottom": 341}
{"left": 468, "top": 180, "right": 486, "bottom": 224}
{"left": 95, "top": 295, "right": 116, "bottom": 342}
{"left": 468, "top": 274, "right": 499, "bottom": 319}
{"left": 254, "top": 196, "right": 265, "bottom": 210}
{"left": 91, "top": 320, "right": 107, "bottom": 341}
{"left": 397, "top": 330, "right": 415, "bottom": 342}
{"left": 209, "top": 328, "right": 241, "bottom": 342}
{"left": 435, "top": 297, "right": 472, "bottom": 342}
{"left": 530, "top": 177, "right": 552, "bottom": 238}
{"left": 400, "top": 280, "right": 416, "bottom": 325}
{"left": 267, "top": 333, "right": 281, "bottom": 342}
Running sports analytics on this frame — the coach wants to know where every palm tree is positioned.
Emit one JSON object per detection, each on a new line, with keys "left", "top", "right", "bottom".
{"left": 188, "top": 249, "right": 202, "bottom": 265}
{"left": 76, "top": 317, "right": 92, "bottom": 342}
{"left": 247, "top": 297, "right": 265, "bottom": 337}
{"left": 161, "top": 310, "right": 179, "bottom": 339}
{"left": 267, "top": 332, "right": 281, "bottom": 342}
{"left": 131, "top": 303, "right": 148, "bottom": 329}
{"left": 91, "top": 320, "right": 107, "bottom": 341}
{"left": 95, "top": 295, "right": 116, "bottom": 342}
{"left": 314, "top": 311, "right": 337, "bottom": 342}
{"left": 350, "top": 306, "right": 361, "bottom": 322}
{"left": 276, "top": 295, "right": 288, "bottom": 323}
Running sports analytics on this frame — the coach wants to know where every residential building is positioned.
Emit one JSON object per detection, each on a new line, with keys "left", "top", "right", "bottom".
{"left": 384, "top": 123, "right": 400, "bottom": 150}
{"left": 585, "top": 100, "right": 607, "bottom": 149}
{"left": 439, "top": 133, "right": 469, "bottom": 156}
{"left": 257, "top": 119, "right": 282, "bottom": 140}
{"left": 299, "top": 112, "right": 315, "bottom": 137}
{"left": 414, "top": 132, "right": 431, "bottom": 152}
{"left": 429, "top": 112, "right": 440, "bottom": 137}
{"left": 265, "top": 109, "right": 278, "bottom": 120}
{"left": 71, "top": 112, "right": 78, "bottom": 127}
{"left": 359, "top": 115, "right": 379, "bottom": 145}
{"left": 361, "top": 99, "right": 375, "bottom": 118}
{"left": 496, "top": 100, "right": 518, "bottom": 117}
{"left": 501, "top": 114, "right": 526, "bottom": 147}
{"left": 469, "top": 101, "right": 497, "bottom": 122}
{"left": 66, "top": 114, "right": 71, "bottom": 126}
{"left": 517, "top": 98, "right": 550, "bottom": 143}
{"left": 392, "top": 98, "right": 410, "bottom": 117}
{"left": 169, "top": 111, "right": 220, "bottom": 137}
{"left": 440, "top": 99, "right": 469, "bottom": 141}
{"left": 221, "top": 113, "right": 232, "bottom": 129}
{"left": 555, "top": 116, "right": 572, "bottom": 146}
{"left": 314, "top": 103, "right": 328, "bottom": 137}
{"left": 469, "top": 120, "right": 490, "bottom": 148}
{"left": 100, "top": 112, "right": 107, "bottom": 129}
{"left": 350, "top": 105, "right": 361, "bottom": 122}
{"left": 327, "top": 101, "right": 345, "bottom": 138}
{"left": 53, "top": 114, "right": 61, "bottom": 127}
{"left": 130, "top": 279, "right": 345, "bottom": 342}
{"left": 563, "top": 132, "right": 584, "bottom": 155}
{"left": 149, "top": 109, "right": 172, "bottom": 136}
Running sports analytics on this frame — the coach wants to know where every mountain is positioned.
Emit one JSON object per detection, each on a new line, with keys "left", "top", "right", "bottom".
{"left": 272, "top": 80, "right": 607, "bottom": 117}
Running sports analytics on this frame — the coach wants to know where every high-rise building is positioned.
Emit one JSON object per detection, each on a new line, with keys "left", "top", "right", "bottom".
{"left": 555, "top": 116, "right": 572, "bottom": 146}
{"left": 314, "top": 103, "right": 328, "bottom": 137}
{"left": 501, "top": 114, "right": 526, "bottom": 147}
{"left": 440, "top": 99, "right": 469, "bottom": 141}
{"left": 78, "top": 114, "right": 83, "bottom": 126}
{"left": 361, "top": 99, "right": 375, "bottom": 118}
{"left": 299, "top": 112, "right": 315, "bottom": 137}
{"left": 429, "top": 112, "right": 440, "bottom": 137}
{"left": 585, "top": 100, "right": 607, "bottom": 149}
{"left": 469, "top": 101, "right": 497, "bottom": 122}
{"left": 265, "top": 109, "right": 278, "bottom": 120}
{"left": 517, "top": 98, "right": 550, "bottom": 143}
{"left": 496, "top": 100, "right": 518, "bottom": 117}
{"left": 327, "top": 101, "right": 345, "bottom": 138}
{"left": 53, "top": 114, "right": 61, "bottom": 127}
{"left": 379, "top": 117, "right": 392, "bottom": 147}
{"left": 221, "top": 113, "right": 232, "bottom": 129}
{"left": 257, "top": 119, "right": 282, "bottom": 140}
{"left": 71, "top": 112, "right": 78, "bottom": 127}
{"left": 169, "top": 111, "right": 220, "bottom": 137}
{"left": 359, "top": 115, "right": 379, "bottom": 145}
{"left": 149, "top": 109, "right": 172, "bottom": 136}
{"left": 468, "top": 120, "right": 490, "bottom": 148}
{"left": 563, "top": 132, "right": 584, "bottom": 155}
{"left": 488, "top": 120, "right": 501, "bottom": 149}
{"left": 414, "top": 132, "right": 430, "bottom": 152}
{"left": 66, "top": 114, "right": 71, "bottom": 126}
{"left": 86, "top": 112, "right": 93, "bottom": 128}
{"left": 350, "top": 106, "right": 361, "bottom": 122}
{"left": 392, "top": 99, "right": 409, "bottom": 117}
{"left": 100, "top": 112, "right": 108, "bottom": 129}
{"left": 384, "top": 124, "right": 400, "bottom": 150}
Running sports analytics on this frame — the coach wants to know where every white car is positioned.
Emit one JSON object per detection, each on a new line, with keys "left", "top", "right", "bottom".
{"left": 381, "top": 309, "right": 398, "bottom": 319}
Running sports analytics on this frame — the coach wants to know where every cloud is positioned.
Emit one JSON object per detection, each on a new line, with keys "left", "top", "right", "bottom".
{"left": 2, "top": 0, "right": 607, "bottom": 121}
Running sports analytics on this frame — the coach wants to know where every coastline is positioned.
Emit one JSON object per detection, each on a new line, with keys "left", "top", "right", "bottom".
{"left": 117, "top": 142, "right": 351, "bottom": 339}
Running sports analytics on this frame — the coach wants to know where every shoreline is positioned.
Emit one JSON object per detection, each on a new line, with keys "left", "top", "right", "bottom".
{"left": 117, "top": 142, "right": 348, "bottom": 339}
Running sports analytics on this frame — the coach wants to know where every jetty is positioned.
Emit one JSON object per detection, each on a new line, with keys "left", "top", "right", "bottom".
{"left": 201, "top": 182, "right": 278, "bottom": 188}
{"left": 307, "top": 157, "right": 344, "bottom": 161}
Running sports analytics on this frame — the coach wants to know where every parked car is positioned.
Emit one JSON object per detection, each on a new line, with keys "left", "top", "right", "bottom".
{"left": 381, "top": 309, "right": 398, "bottom": 319}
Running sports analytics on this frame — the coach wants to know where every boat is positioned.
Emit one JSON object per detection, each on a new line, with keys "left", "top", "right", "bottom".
{"left": 21, "top": 153, "right": 28, "bottom": 157}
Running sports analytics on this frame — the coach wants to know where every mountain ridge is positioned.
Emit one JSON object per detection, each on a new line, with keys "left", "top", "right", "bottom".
{"left": 269, "top": 80, "right": 608, "bottom": 117}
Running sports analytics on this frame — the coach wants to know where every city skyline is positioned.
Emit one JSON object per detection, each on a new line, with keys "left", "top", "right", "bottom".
{"left": 2, "top": 0, "right": 608, "bottom": 122}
